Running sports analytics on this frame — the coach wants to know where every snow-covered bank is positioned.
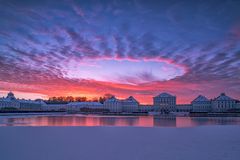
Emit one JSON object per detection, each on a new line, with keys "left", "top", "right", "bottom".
{"left": 0, "top": 126, "right": 239, "bottom": 160}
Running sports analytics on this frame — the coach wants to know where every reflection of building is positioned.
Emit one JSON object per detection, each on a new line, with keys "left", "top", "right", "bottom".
{"left": 154, "top": 116, "right": 176, "bottom": 127}
{"left": 191, "top": 95, "right": 211, "bottom": 112}
{"left": 153, "top": 93, "right": 176, "bottom": 112}
{"left": 212, "top": 93, "right": 236, "bottom": 112}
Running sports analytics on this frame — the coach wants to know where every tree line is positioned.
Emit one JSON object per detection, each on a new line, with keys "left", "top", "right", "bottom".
{"left": 45, "top": 93, "right": 114, "bottom": 104}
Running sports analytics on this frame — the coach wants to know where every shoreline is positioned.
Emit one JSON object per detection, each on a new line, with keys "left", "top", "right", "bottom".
{"left": 1, "top": 111, "right": 240, "bottom": 117}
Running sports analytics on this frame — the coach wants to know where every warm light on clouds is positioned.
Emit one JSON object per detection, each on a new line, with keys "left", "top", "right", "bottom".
{"left": 0, "top": 0, "right": 239, "bottom": 103}
{"left": 65, "top": 59, "right": 185, "bottom": 84}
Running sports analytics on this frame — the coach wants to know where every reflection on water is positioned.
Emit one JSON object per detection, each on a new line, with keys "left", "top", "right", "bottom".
{"left": 1, "top": 114, "right": 240, "bottom": 127}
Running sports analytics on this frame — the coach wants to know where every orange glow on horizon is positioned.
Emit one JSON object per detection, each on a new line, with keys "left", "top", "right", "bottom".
{"left": 1, "top": 77, "right": 238, "bottom": 104}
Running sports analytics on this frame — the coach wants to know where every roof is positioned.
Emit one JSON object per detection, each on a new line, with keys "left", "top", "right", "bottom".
{"left": 67, "top": 102, "right": 103, "bottom": 105}
{"left": 124, "top": 96, "right": 139, "bottom": 103}
{"left": 105, "top": 96, "right": 120, "bottom": 102}
{"left": 18, "top": 99, "right": 42, "bottom": 104}
{"left": 7, "top": 92, "right": 14, "bottom": 96}
{"left": 192, "top": 95, "right": 209, "bottom": 102}
{"left": 6, "top": 91, "right": 16, "bottom": 100}
{"left": 0, "top": 97, "right": 18, "bottom": 102}
{"left": 154, "top": 92, "right": 175, "bottom": 98}
{"left": 215, "top": 93, "right": 235, "bottom": 101}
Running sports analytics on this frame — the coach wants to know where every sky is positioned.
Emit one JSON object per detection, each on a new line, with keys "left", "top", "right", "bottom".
{"left": 0, "top": 0, "right": 239, "bottom": 104}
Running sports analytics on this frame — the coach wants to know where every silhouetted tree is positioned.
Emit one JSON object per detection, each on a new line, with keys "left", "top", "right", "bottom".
{"left": 46, "top": 93, "right": 115, "bottom": 104}
{"left": 104, "top": 93, "right": 115, "bottom": 99}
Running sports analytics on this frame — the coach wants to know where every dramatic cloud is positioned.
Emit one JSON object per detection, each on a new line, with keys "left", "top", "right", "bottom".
{"left": 0, "top": 0, "right": 239, "bottom": 103}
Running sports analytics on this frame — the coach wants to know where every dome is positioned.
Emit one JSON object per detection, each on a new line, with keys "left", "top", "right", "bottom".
{"left": 6, "top": 91, "right": 16, "bottom": 100}
{"left": 8, "top": 92, "right": 14, "bottom": 96}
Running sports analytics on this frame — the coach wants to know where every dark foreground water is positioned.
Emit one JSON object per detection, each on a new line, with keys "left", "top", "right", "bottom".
{"left": 1, "top": 114, "right": 240, "bottom": 127}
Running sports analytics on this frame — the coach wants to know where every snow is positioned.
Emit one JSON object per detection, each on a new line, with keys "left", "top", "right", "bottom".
{"left": 0, "top": 126, "right": 239, "bottom": 160}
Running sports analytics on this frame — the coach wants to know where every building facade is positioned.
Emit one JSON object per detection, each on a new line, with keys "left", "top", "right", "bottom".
{"left": 236, "top": 102, "right": 240, "bottom": 110}
{"left": 1, "top": 91, "right": 239, "bottom": 113}
{"left": 0, "top": 92, "right": 20, "bottom": 109}
{"left": 122, "top": 96, "right": 139, "bottom": 113}
{"left": 41, "top": 103, "right": 67, "bottom": 111}
{"left": 176, "top": 104, "right": 192, "bottom": 112}
{"left": 0, "top": 92, "right": 42, "bottom": 110}
{"left": 19, "top": 100, "right": 42, "bottom": 111}
{"left": 211, "top": 93, "right": 237, "bottom": 112}
{"left": 103, "top": 96, "right": 123, "bottom": 112}
{"left": 138, "top": 105, "right": 154, "bottom": 112}
{"left": 191, "top": 95, "right": 211, "bottom": 112}
{"left": 67, "top": 102, "right": 104, "bottom": 111}
{"left": 103, "top": 96, "right": 140, "bottom": 113}
{"left": 153, "top": 93, "right": 176, "bottom": 112}
{"left": 0, "top": 99, "right": 20, "bottom": 109}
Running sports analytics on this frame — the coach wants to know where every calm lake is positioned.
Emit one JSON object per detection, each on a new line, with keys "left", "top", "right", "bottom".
{"left": 1, "top": 114, "right": 240, "bottom": 127}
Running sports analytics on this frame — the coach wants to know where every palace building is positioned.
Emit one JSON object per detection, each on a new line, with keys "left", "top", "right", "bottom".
{"left": 104, "top": 96, "right": 139, "bottom": 113}
{"left": 211, "top": 93, "right": 237, "bottom": 112}
{"left": 122, "top": 96, "right": 139, "bottom": 113}
{"left": 0, "top": 92, "right": 43, "bottom": 111}
{"left": 153, "top": 93, "right": 176, "bottom": 112}
{"left": 103, "top": 96, "right": 123, "bottom": 113}
{"left": 0, "top": 92, "right": 20, "bottom": 109}
{"left": 0, "top": 91, "right": 239, "bottom": 113}
{"left": 191, "top": 95, "right": 211, "bottom": 112}
{"left": 67, "top": 102, "right": 104, "bottom": 111}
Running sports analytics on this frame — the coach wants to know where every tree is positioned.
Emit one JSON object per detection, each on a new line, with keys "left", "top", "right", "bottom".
{"left": 104, "top": 93, "right": 115, "bottom": 99}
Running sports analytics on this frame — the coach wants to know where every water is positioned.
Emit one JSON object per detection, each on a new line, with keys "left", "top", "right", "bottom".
{"left": 1, "top": 114, "right": 240, "bottom": 127}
